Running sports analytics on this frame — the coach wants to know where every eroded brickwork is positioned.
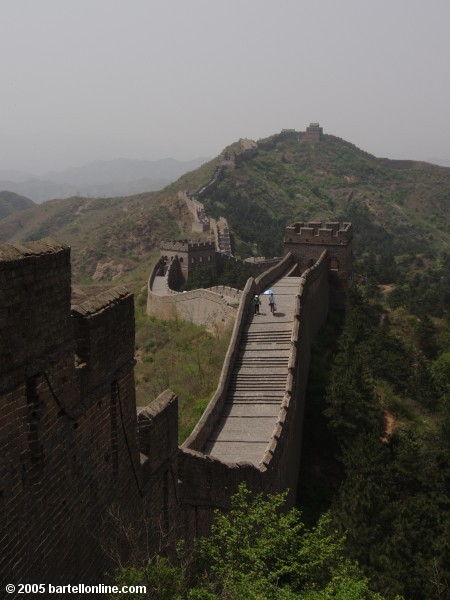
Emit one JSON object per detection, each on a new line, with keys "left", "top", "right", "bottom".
{"left": 0, "top": 239, "right": 180, "bottom": 594}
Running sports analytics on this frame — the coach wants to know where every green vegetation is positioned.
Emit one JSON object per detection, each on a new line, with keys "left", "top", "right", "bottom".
{"left": 134, "top": 295, "right": 230, "bottom": 443}
{"left": 299, "top": 288, "right": 450, "bottom": 599}
{"left": 0, "top": 191, "right": 189, "bottom": 282}
{"left": 199, "top": 136, "right": 450, "bottom": 260}
{"left": 111, "top": 484, "right": 394, "bottom": 599}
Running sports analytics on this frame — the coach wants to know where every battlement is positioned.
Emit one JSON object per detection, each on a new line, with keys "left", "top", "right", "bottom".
{"left": 304, "top": 122, "right": 323, "bottom": 141}
{"left": 160, "top": 240, "right": 216, "bottom": 253}
{"left": 0, "top": 238, "right": 151, "bottom": 585}
{"left": 0, "top": 238, "right": 72, "bottom": 390}
{"left": 72, "top": 285, "right": 135, "bottom": 395}
{"left": 285, "top": 221, "right": 352, "bottom": 245}
{"left": 284, "top": 221, "right": 353, "bottom": 308}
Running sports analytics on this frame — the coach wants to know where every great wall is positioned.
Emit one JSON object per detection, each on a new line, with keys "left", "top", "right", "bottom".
{"left": 0, "top": 123, "right": 354, "bottom": 592}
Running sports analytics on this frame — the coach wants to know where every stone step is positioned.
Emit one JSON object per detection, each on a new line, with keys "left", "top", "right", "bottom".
{"left": 233, "top": 367, "right": 288, "bottom": 375}
{"left": 231, "top": 374, "right": 286, "bottom": 381}
{"left": 241, "top": 341, "right": 291, "bottom": 347}
{"left": 227, "top": 392, "right": 284, "bottom": 400}
{"left": 229, "top": 400, "right": 281, "bottom": 405}
{"left": 207, "top": 416, "right": 276, "bottom": 442}
{"left": 237, "top": 350, "right": 290, "bottom": 358}
{"left": 229, "top": 385, "right": 286, "bottom": 392}
{"left": 235, "top": 362, "right": 287, "bottom": 369}
{"left": 239, "top": 336, "right": 291, "bottom": 350}
{"left": 243, "top": 330, "right": 291, "bottom": 336}
{"left": 229, "top": 382, "right": 286, "bottom": 394}
{"left": 235, "top": 361, "right": 289, "bottom": 368}
{"left": 222, "top": 403, "right": 280, "bottom": 417}
{"left": 243, "top": 322, "right": 293, "bottom": 333}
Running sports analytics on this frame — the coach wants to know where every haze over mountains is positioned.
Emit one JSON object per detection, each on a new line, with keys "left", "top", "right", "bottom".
{"left": 1, "top": 128, "right": 449, "bottom": 288}
{"left": 0, "top": 156, "right": 208, "bottom": 203}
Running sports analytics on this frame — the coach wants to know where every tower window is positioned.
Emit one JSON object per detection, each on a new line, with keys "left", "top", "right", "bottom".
{"left": 330, "top": 257, "right": 340, "bottom": 271}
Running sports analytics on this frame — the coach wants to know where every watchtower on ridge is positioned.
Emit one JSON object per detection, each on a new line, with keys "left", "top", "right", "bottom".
{"left": 284, "top": 221, "right": 353, "bottom": 308}
{"left": 304, "top": 123, "right": 323, "bottom": 141}
{"left": 160, "top": 239, "right": 216, "bottom": 283}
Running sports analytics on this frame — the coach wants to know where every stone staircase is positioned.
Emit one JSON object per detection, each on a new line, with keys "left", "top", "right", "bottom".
{"left": 204, "top": 276, "right": 301, "bottom": 465}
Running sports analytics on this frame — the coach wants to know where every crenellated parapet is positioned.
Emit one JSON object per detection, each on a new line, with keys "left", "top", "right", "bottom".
{"left": 160, "top": 240, "right": 216, "bottom": 253}
{"left": 285, "top": 221, "right": 353, "bottom": 245}
{"left": 160, "top": 239, "right": 217, "bottom": 283}
{"left": 284, "top": 221, "right": 353, "bottom": 308}
{"left": 0, "top": 238, "right": 180, "bottom": 586}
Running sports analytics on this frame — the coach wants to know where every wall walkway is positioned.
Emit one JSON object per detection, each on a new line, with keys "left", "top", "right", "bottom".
{"left": 179, "top": 250, "right": 330, "bottom": 526}
{"left": 204, "top": 275, "right": 302, "bottom": 464}
{"left": 147, "top": 257, "right": 240, "bottom": 331}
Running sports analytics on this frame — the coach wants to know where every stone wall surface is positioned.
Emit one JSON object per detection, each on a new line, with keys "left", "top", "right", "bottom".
{"left": 0, "top": 239, "right": 180, "bottom": 596}
{"left": 147, "top": 257, "right": 240, "bottom": 331}
{"left": 177, "top": 249, "right": 330, "bottom": 534}
{"left": 1, "top": 214, "right": 347, "bottom": 591}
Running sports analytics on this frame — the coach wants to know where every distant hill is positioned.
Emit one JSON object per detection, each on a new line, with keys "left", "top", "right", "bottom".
{"left": 0, "top": 191, "right": 35, "bottom": 220}
{"left": 0, "top": 189, "right": 193, "bottom": 283}
{"left": 1, "top": 130, "right": 449, "bottom": 285}
{"left": 427, "top": 157, "right": 450, "bottom": 168}
{"left": 194, "top": 133, "right": 450, "bottom": 259}
{"left": 0, "top": 156, "right": 209, "bottom": 203}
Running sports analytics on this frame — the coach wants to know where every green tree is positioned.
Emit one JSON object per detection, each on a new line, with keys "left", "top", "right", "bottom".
{"left": 110, "top": 484, "right": 391, "bottom": 599}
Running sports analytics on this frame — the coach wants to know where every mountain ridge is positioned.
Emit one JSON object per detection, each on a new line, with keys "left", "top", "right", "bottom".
{"left": 0, "top": 129, "right": 449, "bottom": 284}
{"left": 0, "top": 156, "right": 209, "bottom": 203}
{"left": 0, "top": 190, "right": 35, "bottom": 220}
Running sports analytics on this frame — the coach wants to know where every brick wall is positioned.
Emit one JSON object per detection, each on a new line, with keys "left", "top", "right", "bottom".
{"left": 179, "top": 250, "right": 331, "bottom": 533}
{"left": 284, "top": 221, "right": 353, "bottom": 308}
{"left": 0, "top": 239, "right": 180, "bottom": 595}
{"left": 1, "top": 225, "right": 350, "bottom": 590}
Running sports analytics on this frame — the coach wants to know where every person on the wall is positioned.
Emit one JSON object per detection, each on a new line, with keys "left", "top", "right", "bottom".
{"left": 269, "top": 292, "right": 276, "bottom": 315}
{"left": 253, "top": 294, "right": 261, "bottom": 315}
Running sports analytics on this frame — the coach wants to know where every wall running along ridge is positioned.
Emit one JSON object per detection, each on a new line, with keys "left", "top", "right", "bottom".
{"left": 1, "top": 219, "right": 338, "bottom": 586}
{"left": 178, "top": 250, "right": 330, "bottom": 536}
{"left": 147, "top": 256, "right": 240, "bottom": 330}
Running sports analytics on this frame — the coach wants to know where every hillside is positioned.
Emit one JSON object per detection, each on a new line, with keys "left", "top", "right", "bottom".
{"left": 0, "top": 191, "right": 191, "bottom": 282}
{"left": 196, "top": 133, "right": 450, "bottom": 259}
{"left": 0, "top": 155, "right": 220, "bottom": 284}
{"left": 0, "top": 190, "right": 35, "bottom": 220}
{"left": 0, "top": 129, "right": 449, "bottom": 289}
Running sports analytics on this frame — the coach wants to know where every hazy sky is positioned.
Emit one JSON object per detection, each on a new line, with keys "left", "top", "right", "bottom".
{"left": 1, "top": 0, "right": 449, "bottom": 172}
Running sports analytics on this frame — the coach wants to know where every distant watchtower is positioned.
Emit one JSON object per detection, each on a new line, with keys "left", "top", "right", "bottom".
{"left": 304, "top": 123, "right": 323, "bottom": 142}
{"left": 284, "top": 221, "right": 353, "bottom": 308}
{"left": 160, "top": 239, "right": 216, "bottom": 283}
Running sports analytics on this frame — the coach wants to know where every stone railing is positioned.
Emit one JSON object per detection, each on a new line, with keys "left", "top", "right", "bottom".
{"left": 261, "top": 252, "right": 326, "bottom": 461}
{"left": 147, "top": 257, "right": 240, "bottom": 329}
{"left": 182, "top": 252, "right": 297, "bottom": 452}
{"left": 182, "top": 275, "right": 256, "bottom": 451}
{"left": 180, "top": 250, "right": 330, "bottom": 510}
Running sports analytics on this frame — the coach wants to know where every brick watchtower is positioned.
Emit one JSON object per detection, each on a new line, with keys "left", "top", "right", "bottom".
{"left": 160, "top": 240, "right": 216, "bottom": 283}
{"left": 284, "top": 221, "right": 353, "bottom": 308}
{"left": 304, "top": 123, "right": 323, "bottom": 141}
